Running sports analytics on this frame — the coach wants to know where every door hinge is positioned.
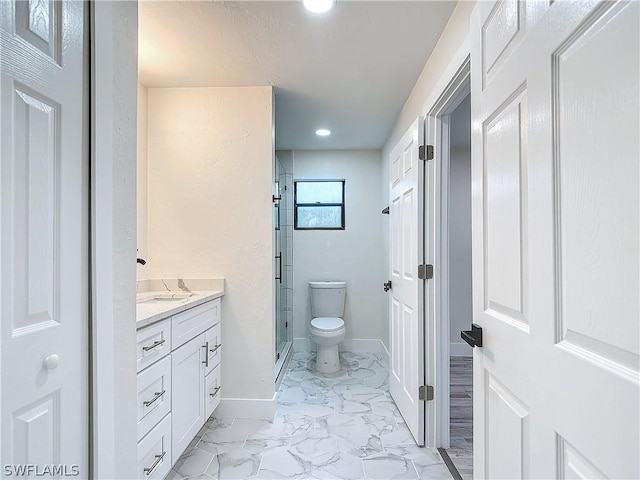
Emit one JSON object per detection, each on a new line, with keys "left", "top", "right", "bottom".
{"left": 419, "top": 144, "right": 434, "bottom": 161}
{"left": 418, "top": 264, "right": 433, "bottom": 280}
{"left": 419, "top": 385, "right": 434, "bottom": 401}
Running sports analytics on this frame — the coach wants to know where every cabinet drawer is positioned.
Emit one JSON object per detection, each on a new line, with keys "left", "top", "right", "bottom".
{"left": 137, "top": 355, "right": 171, "bottom": 441}
{"left": 204, "top": 364, "right": 221, "bottom": 420}
{"left": 137, "top": 413, "right": 171, "bottom": 480}
{"left": 172, "top": 298, "right": 220, "bottom": 349}
{"left": 203, "top": 323, "right": 222, "bottom": 375}
{"left": 136, "top": 320, "right": 171, "bottom": 373}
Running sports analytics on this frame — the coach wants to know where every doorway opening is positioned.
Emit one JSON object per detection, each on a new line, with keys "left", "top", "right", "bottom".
{"left": 443, "top": 94, "right": 473, "bottom": 479}
{"left": 423, "top": 55, "right": 472, "bottom": 479}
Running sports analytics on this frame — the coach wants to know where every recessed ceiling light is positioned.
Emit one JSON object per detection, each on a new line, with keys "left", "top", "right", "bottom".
{"left": 315, "top": 129, "right": 331, "bottom": 136}
{"left": 302, "top": 0, "right": 335, "bottom": 14}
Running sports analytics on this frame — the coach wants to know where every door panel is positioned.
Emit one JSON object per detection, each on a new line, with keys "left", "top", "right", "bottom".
{"left": 388, "top": 118, "right": 425, "bottom": 445}
{"left": 485, "top": 374, "right": 529, "bottom": 479}
{"left": 471, "top": 1, "right": 639, "bottom": 478}
{"left": 553, "top": 1, "right": 639, "bottom": 365}
{"left": 484, "top": 89, "right": 528, "bottom": 326}
{"left": 1, "top": 0, "right": 88, "bottom": 473}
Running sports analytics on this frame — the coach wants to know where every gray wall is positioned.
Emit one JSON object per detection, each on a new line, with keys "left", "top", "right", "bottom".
{"left": 449, "top": 97, "right": 472, "bottom": 355}
{"left": 380, "top": 1, "right": 476, "bottom": 352}
{"left": 293, "top": 150, "right": 386, "bottom": 345}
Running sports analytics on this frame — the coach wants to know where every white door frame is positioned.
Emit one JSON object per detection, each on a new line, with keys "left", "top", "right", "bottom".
{"left": 427, "top": 58, "right": 471, "bottom": 449}
{"left": 417, "top": 42, "right": 471, "bottom": 448}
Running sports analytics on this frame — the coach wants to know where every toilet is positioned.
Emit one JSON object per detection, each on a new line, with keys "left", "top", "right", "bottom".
{"left": 309, "top": 281, "right": 347, "bottom": 373}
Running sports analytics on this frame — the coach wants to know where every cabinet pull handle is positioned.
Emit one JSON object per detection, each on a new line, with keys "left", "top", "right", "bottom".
{"left": 143, "top": 451, "right": 166, "bottom": 475}
{"left": 143, "top": 390, "right": 166, "bottom": 407}
{"left": 202, "top": 342, "right": 209, "bottom": 367}
{"left": 210, "top": 386, "right": 221, "bottom": 398}
{"left": 142, "top": 339, "right": 165, "bottom": 352}
{"left": 275, "top": 252, "right": 283, "bottom": 284}
{"left": 209, "top": 343, "right": 222, "bottom": 354}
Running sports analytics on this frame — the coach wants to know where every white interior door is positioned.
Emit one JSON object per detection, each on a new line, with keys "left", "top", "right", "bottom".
{"left": 389, "top": 117, "right": 426, "bottom": 445}
{"left": 1, "top": 0, "right": 88, "bottom": 474}
{"left": 470, "top": 1, "right": 639, "bottom": 478}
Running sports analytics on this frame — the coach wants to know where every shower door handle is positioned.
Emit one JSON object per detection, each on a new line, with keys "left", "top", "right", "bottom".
{"left": 275, "top": 252, "right": 282, "bottom": 284}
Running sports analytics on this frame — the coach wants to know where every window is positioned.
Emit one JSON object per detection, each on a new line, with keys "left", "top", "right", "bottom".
{"left": 294, "top": 180, "right": 345, "bottom": 230}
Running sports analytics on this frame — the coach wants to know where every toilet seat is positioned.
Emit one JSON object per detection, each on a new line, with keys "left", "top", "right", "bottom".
{"left": 310, "top": 317, "right": 344, "bottom": 332}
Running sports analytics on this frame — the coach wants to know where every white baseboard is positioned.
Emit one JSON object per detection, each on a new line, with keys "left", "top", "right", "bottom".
{"left": 450, "top": 342, "right": 472, "bottom": 356}
{"left": 294, "top": 337, "right": 389, "bottom": 364}
{"left": 215, "top": 394, "right": 276, "bottom": 420}
{"left": 379, "top": 341, "right": 390, "bottom": 367}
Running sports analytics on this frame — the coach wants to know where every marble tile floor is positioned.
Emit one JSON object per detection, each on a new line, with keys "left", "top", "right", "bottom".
{"left": 166, "top": 351, "right": 453, "bottom": 480}
{"left": 445, "top": 356, "right": 473, "bottom": 480}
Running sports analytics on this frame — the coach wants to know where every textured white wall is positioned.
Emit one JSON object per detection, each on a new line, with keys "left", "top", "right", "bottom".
{"left": 146, "top": 86, "right": 275, "bottom": 400}
{"left": 92, "top": 2, "right": 138, "bottom": 477}
{"left": 137, "top": 83, "right": 148, "bottom": 280}
{"left": 293, "top": 150, "right": 385, "bottom": 343}
{"left": 380, "top": 1, "right": 475, "bottom": 351}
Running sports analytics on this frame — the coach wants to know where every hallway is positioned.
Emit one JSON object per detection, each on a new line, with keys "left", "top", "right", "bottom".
{"left": 445, "top": 356, "right": 473, "bottom": 480}
{"left": 167, "top": 351, "right": 453, "bottom": 479}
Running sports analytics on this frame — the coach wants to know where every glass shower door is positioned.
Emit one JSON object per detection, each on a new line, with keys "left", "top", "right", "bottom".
{"left": 274, "top": 155, "right": 293, "bottom": 377}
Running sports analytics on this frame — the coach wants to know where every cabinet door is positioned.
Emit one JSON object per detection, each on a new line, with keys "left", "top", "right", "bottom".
{"left": 171, "top": 334, "right": 206, "bottom": 459}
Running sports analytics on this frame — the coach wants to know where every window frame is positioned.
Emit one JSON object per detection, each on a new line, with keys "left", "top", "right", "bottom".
{"left": 294, "top": 179, "right": 346, "bottom": 230}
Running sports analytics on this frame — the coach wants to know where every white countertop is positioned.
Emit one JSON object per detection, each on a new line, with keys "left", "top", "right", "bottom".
{"left": 136, "top": 278, "right": 224, "bottom": 329}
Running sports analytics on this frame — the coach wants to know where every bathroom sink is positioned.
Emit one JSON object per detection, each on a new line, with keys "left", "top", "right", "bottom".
{"left": 136, "top": 292, "right": 194, "bottom": 304}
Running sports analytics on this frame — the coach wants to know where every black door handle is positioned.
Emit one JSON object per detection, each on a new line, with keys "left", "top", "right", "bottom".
{"left": 461, "top": 324, "right": 483, "bottom": 348}
{"left": 383, "top": 280, "right": 392, "bottom": 292}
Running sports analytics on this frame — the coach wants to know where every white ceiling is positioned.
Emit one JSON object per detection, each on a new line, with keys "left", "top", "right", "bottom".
{"left": 138, "top": 1, "right": 456, "bottom": 150}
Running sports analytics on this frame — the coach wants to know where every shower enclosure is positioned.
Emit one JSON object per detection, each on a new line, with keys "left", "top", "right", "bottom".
{"left": 274, "top": 152, "right": 293, "bottom": 378}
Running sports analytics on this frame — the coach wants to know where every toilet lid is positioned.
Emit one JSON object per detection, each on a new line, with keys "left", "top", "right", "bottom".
{"left": 310, "top": 317, "right": 344, "bottom": 332}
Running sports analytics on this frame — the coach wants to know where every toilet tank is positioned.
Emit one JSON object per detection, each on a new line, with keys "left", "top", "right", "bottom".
{"left": 309, "top": 281, "right": 347, "bottom": 318}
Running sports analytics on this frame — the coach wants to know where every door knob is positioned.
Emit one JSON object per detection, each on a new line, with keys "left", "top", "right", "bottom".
{"left": 461, "top": 324, "right": 483, "bottom": 348}
{"left": 43, "top": 354, "right": 60, "bottom": 371}
{"left": 383, "top": 280, "right": 392, "bottom": 292}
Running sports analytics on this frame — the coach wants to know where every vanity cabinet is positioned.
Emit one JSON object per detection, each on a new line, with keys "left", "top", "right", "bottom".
{"left": 135, "top": 296, "right": 222, "bottom": 479}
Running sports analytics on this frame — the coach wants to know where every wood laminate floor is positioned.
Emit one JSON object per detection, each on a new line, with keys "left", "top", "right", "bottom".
{"left": 447, "top": 356, "right": 473, "bottom": 480}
